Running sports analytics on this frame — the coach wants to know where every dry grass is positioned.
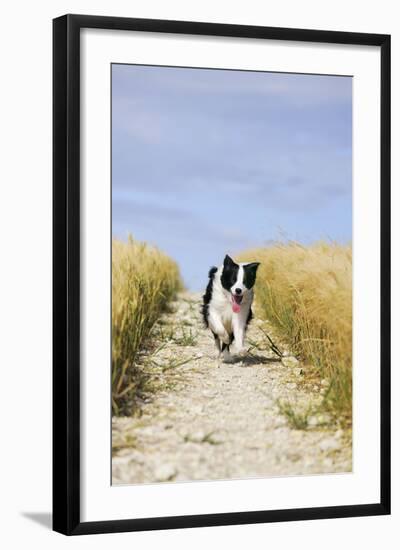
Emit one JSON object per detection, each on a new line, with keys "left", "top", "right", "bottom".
{"left": 238, "top": 242, "right": 352, "bottom": 421}
{"left": 112, "top": 235, "right": 182, "bottom": 415}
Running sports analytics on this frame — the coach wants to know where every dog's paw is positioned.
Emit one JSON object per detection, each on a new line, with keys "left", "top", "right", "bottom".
{"left": 221, "top": 332, "right": 231, "bottom": 345}
{"left": 221, "top": 352, "right": 234, "bottom": 364}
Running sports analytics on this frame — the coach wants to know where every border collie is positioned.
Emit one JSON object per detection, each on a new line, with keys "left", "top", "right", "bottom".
{"left": 202, "top": 255, "right": 260, "bottom": 362}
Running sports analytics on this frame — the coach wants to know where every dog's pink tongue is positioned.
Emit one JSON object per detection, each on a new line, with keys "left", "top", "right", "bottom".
{"left": 232, "top": 302, "right": 241, "bottom": 313}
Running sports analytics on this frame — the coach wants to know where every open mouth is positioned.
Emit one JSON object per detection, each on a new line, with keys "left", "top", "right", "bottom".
{"left": 231, "top": 293, "right": 243, "bottom": 313}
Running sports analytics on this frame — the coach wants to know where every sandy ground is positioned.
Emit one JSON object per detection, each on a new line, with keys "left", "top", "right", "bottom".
{"left": 112, "top": 292, "right": 351, "bottom": 484}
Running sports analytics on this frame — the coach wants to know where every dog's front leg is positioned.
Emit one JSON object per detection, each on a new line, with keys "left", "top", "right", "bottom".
{"left": 208, "top": 310, "right": 230, "bottom": 346}
{"left": 232, "top": 314, "right": 246, "bottom": 353}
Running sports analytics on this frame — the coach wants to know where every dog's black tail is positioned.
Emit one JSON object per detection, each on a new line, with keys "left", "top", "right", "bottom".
{"left": 201, "top": 266, "right": 218, "bottom": 327}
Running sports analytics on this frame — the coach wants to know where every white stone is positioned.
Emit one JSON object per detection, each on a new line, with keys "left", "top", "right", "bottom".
{"left": 307, "top": 415, "right": 319, "bottom": 427}
{"left": 154, "top": 464, "right": 177, "bottom": 482}
{"left": 282, "top": 356, "right": 299, "bottom": 368}
{"left": 188, "top": 430, "right": 206, "bottom": 443}
{"left": 319, "top": 438, "right": 341, "bottom": 452}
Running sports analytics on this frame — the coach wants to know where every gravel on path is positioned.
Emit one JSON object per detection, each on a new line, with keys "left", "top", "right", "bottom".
{"left": 112, "top": 292, "right": 352, "bottom": 485}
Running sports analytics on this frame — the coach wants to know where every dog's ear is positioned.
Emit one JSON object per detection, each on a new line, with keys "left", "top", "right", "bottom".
{"left": 246, "top": 262, "right": 260, "bottom": 272}
{"left": 243, "top": 262, "right": 260, "bottom": 289}
{"left": 224, "top": 254, "right": 236, "bottom": 267}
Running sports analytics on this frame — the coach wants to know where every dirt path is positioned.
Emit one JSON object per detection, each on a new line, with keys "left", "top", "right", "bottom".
{"left": 112, "top": 291, "right": 351, "bottom": 484}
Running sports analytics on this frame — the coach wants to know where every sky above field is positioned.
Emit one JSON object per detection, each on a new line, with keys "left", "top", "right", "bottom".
{"left": 112, "top": 64, "right": 352, "bottom": 290}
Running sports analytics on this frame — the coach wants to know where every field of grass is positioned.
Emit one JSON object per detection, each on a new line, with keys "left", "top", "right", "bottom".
{"left": 112, "top": 236, "right": 182, "bottom": 415}
{"left": 238, "top": 242, "right": 352, "bottom": 422}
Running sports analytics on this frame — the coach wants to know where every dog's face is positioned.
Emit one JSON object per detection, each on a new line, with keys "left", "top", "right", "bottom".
{"left": 221, "top": 255, "right": 260, "bottom": 313}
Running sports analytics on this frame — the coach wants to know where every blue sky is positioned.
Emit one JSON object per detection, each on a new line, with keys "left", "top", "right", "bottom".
{"left": 112, "top": 64, "right": 352, "bottom": 290}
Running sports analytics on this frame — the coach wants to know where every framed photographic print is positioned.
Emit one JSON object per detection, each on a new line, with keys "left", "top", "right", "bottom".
{"left": 53, "top": 14, "right": 391, "bottom": 535}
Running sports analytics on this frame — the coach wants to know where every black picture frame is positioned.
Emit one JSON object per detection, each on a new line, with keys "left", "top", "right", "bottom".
{"left": 53, "top": 14, "right": 391, "bottom": 536}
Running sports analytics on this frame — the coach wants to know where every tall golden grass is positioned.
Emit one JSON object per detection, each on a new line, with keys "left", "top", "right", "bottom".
{"left": 238, "top": 242, "right": 352, "bottom": 419}
{"left": 112, "top": 236, "right": 182, "bottom": 414}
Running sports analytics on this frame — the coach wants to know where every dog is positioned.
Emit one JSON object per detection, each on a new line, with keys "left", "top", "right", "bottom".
{"left": 202, "top": 254, "right": 260, "bottom": 362}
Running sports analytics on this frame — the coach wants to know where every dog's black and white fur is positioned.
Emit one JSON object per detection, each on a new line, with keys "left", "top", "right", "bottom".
{"left": 202, "top": 255, "right": 260, "bottom": 362}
